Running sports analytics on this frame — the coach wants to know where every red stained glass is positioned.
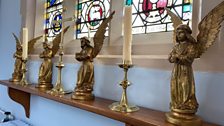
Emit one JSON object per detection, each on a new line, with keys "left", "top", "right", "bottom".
{"left": 132, "top": 0, "right": 193, "bottom": 34}
{"left": 76, "top": 0, "right": 111, "bottom": 39}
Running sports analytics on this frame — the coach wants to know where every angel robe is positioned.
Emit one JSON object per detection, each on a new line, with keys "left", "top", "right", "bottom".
{"left": 12, "top": 51, "right": 23, "bottom": 81}
{"left": 169, "top": 42, "right": 198, "bottom": 112}
{"left": 76, "top": 45, "right": 94, "bottom": 92}
{"left": 38, "top": 48, "right": 53, "bottom": 84}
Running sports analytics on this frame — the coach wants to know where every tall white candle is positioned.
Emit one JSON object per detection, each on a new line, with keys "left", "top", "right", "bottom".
{"left": 123, "top": 5, "right": 132, "bottom": 65}
{"left": 42, "top": 34, "right": 45, "bottom": 42}
{"left": 87, "top": 26, "right": 91, "bottom": 40}
{"left": 22, "top": 28, "right": 28, "bottom": 59}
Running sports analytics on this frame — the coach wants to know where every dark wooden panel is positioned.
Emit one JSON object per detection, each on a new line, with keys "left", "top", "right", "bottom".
{"left": 126, "top": 124, "right": 134, "bottom": 126}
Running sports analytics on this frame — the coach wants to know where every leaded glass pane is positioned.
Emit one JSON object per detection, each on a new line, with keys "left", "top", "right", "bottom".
{"left": 45, "top": 0, "right": 63, "bottom": 41}
{"left": 131, "top": 0, "right": 193, "bottom": 34}
{"left": 76, "top": 0, "right": 111, "bottom": 39}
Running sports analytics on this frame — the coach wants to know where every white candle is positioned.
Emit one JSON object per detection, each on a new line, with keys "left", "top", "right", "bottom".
{"left": 22, "top": 28, "right": 28, "bottom": 59}
{"left": 123, "top": 5, "right": 132, "bottom": 65}
{"left": 42, "top": 34, "right": 45, "bottom": 42}
{"left": 87, "top": 26, "right": 91, "bottom": 40}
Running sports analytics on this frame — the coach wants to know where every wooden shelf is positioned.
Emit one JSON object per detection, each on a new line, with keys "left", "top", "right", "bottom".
{"left": 0, "top": 80, "right": 219, "bottom": 126}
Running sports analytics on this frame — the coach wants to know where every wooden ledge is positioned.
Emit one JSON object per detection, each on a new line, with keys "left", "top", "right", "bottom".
{"left": 0, "top": 80, "right": 219, "bottom": 126}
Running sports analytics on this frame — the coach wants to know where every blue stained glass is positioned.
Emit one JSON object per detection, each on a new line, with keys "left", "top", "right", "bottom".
{"left": 77, "top": 18, "right": 81, "bottom": 23}
{"left": 78, "top": 4, "right": 82, "bottom": 10}
{"left": 45, "top": 0, "right": 63, "bottom": 41}
{"left": 45, "top": 19, "right": 49, "bottom": 24}
{"left": 54, "top": 14, "right": 62, "bottom": 20}
{"left": 126, "top": 0, "right": 132, "bottom": 5}
{"left": 183, "top": 5, "right": 191, "bottom": 12}
{"left": 76, "top": 30, "right": 81, "bottom": 34}
{"left": 50, "top": 0, "right": 56, "bottom": 6}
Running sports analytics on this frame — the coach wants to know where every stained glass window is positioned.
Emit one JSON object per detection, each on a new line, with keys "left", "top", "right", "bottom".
{"left": 45, "top": 0, "right": 63, "bottom": 41}
{"left": 76, "top": 0, "right": 111, "bottom": 39}
{"left": 130, "top": 0, "right": 193, "bottom": 34}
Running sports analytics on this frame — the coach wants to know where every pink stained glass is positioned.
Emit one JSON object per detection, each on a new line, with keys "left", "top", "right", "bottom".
{"left": 142, "top": 0, "right": 153, "bottom": 16}
{"left": 157, "top": 0, "right": 167, "bottom": 14}
{"left": 142, "top": 0, "right": 168, "bottom": 16}
{"left": 132, "top": 0, "right": 193, "bottom": 34}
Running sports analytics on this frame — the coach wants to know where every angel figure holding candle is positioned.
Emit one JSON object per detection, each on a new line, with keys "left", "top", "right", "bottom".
{"left": 36, "top": 26, "right": 69, "bottom": 90}
{"left": 165, "top": 2, "right": 224, "bottom": 125}
{"left": 10, "top": 33, "right": 23, "bottom": 82}
{"left": 72, "top": 11, "right": 115, "bottom": 100}
{"left": 10, "top": 33, "right": 42, "bottom": 82}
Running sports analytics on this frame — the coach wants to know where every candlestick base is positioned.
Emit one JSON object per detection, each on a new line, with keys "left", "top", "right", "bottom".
{"left": 47, "top": 84, "right": 72, "bottom": 96}
{"left": 47, "top": 87, "right": 65, "bottom": 96}
{"left": 109, "top": 102, "right": 139, "bottom": 113}
{"left": 47, "top": 63, "right": 72, "bottom": 96}
{"left": 109, "top": 63, "right": 139, "bottom": 113}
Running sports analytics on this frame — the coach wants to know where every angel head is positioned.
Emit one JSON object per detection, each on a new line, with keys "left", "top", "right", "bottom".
{"left": 16, "top": 42, "right": 22, "bottom": 51}
{"left": 166, "top": 1, "right": 224, "bottom": 58}
{"left": 80, "top": 37, "right": 91, "bottom": 49}
{"left": 176, "top": 24, "right": 196, "bottom": 43}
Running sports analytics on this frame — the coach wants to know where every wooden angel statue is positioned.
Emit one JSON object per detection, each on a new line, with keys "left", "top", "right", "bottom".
{"left": 165, "top": 2, "right": 224, "bottom": 125}
{"left": 36, "top": 26, "right": 69, "bottom": 90}
{"left": 72, "top": 11, "right": 115, "bottom": 100}
{"left": 10, "top": 33, "right": 42, "bottom": 82}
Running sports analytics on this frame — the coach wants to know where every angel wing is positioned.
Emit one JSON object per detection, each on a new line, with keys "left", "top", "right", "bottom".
{"left": 165, "top": 8, "right": 183, "bottom": 43}
{"left": 92, "top": 11, "right": 115, "bottom": 58}
{"left": 28, "top": 36, "right": 42, "bottom": 54}
{"left": 196, "top": 1, "right": 224, "bottom": 58}
{"left": 51, "top": 26, "right": 70, "bottom": 56}
{"left": 12, "top": 33, "right": 21, "bottom": 46}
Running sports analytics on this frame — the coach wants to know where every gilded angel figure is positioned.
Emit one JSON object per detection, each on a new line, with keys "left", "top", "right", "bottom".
{"left": 10, "top": 33, "right": 42, "bottom": 82}
{"left": 36, "top": 26, "right": 69, "bottom": 90}
{"left": 72, "top": 11, "right": 115, "bottom": 100}
{"left": 165, "top": 2, "right": 224, "bottom": 125}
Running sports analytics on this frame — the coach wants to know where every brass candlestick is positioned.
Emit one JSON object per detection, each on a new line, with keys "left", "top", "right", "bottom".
{"left": 47, "top": 6, "right": 74, "bottom": 96}
{"left": 109, "top": 64, "right": 139, "bottom": 113}
{"left": 20, "top": 58, "right": 28, "bottom": 86}
{"left": 48, "top": 48, "right": 67, "bottom": 96}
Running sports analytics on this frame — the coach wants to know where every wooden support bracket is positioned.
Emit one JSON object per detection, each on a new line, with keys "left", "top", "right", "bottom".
{"left": 8, "top": 87, "right": 30, "bottom": 118}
